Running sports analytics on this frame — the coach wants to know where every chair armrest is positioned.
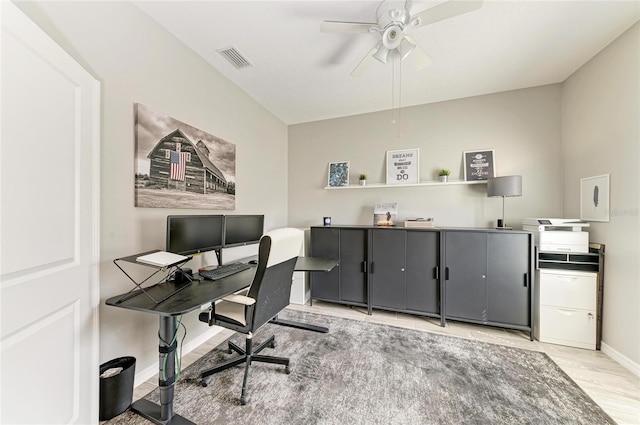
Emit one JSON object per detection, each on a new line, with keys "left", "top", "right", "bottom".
{"left": 222, "top": 294, "right": 256, "bottom": 306}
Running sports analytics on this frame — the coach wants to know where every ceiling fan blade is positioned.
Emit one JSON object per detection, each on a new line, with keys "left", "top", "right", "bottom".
{"left": 351, "top": 42, "right": 381, "bottom": 77}
{"left": 403, "top": 36, "right": 431, "bottom": 70}
{"left": 410, "top": 0, "right": 483, "bottom": 28}
{"left": 321, "top": 20, "right": 377, "bottom": 34}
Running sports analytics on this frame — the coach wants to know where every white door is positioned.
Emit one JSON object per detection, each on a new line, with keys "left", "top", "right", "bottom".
{"left": 1, "top": 2, "right": 100, "bottom": 424}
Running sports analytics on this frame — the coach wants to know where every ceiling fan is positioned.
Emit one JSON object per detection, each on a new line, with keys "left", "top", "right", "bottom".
{"left": 321, "top": 0, "right": 484, "bottom": 76}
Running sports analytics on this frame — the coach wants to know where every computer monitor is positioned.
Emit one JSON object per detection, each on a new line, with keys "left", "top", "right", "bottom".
{"left": 166, "top": 215, "right": 224, "bottom": 255}
{"left": 223, "top": 215, "right": 264, "bottom": 248}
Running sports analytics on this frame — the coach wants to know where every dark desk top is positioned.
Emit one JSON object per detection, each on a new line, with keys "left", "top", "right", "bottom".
{"left": 106, "top": 256, "right": 339, "bottom": 317}
{"left": 295, "top": 256, "right": 339, "bottom": 272}
{"left": 106, "top": 267, "right": 254, "bottom": 317}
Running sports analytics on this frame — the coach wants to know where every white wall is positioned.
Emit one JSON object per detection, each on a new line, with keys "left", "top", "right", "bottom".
{"left": 288, "top": 85, "right": 564, "bottom": 229}
{"left": 562, "top": 23, "right": 640, "bottom": 370}
{"left": 15, "top": 1, "right": 289, "bottom": 372}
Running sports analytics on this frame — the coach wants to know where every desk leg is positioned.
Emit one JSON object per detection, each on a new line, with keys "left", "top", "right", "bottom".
{"left": 270, "top": 315, "right": 329, "bottom": 333}
{"left": 130, "top": 316, "right": 195, "bottom": 425}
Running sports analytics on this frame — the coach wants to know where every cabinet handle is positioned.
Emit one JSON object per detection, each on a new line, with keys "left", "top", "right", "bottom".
{"left": 401, "top": 268, "right": 405, "bottom": 272}
{"left": 370, "top": 262, "right": 374, "bottom": 274}
{"left": 445, "top": 267, "right": 450, "bottom": 280}
{"left": 433, "top": 266, "right": 439, "bottom": 279}
{"left": 362, "top": 261, "right": 367, "bottom": 273}
{"left": 524, "top": 273, "right": 528, "bottom": 287}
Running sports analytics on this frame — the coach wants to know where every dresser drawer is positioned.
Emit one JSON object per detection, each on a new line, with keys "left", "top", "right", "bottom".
{"left": 538, "top": 305, "right": 596, "bottom": 349}
{"left": 539, "top": 270, "right": 596, "bottom": 310}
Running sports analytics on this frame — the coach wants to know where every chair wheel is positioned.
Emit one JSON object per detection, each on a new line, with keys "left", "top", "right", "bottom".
{"left": 285, "top": 365, "right": 291, "bottom": 374}
{"left": 227, "top": 349, "right": 233, "bottom": 354}
{"left": 200, "top": 380, "right": 208, "bottom": 387}
{"left": 270, "top": 340, "right": 277, "bottom": 349}
{"left": 240, "top": 394, "right": 250, "bottom": 405}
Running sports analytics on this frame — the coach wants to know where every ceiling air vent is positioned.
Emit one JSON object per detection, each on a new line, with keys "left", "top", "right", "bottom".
{"left": 217, "top": 46, "right": 253, "bottom": 69}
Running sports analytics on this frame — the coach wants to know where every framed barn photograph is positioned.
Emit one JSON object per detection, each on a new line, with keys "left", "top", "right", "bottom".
{"left": 134, "top": 103, "right": 236, "bottom": 209}
{"left": 580, "top": 174, "right": 610, "bottom": 222}
{"left": 327, "top": 161, "right": 350, "bottom": 187}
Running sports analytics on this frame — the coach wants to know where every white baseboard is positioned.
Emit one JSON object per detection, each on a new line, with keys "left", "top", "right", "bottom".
{"left": 601, "top": 341, "right": 640, "bottom": 378}
{"left": 133, "top": 326, "right": 224, "bottom": 388}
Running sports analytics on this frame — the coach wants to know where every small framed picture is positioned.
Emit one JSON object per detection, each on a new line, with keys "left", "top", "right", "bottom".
{"left": 327, "top": 161, "right": 350, "bottom": 187}
{"left": 580, "top": 174, "right": 610, "bottom": 222}
{"left": 386, "top": 148, "right": 419, "bottom": 184}
{"left": 463, "top": 149, "right": 495, "bottom": 181}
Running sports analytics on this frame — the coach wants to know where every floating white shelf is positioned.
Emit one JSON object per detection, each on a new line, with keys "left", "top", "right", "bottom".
{"left": 324, "top": 180, "right": 487, "bottom": 190}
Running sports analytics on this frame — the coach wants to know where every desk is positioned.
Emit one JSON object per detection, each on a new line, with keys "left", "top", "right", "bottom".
{"left": 105, "top": 256, "right": 338, "bottom": 425}
{"left": 270, "top": 256, "right": 340, "bottom": 333}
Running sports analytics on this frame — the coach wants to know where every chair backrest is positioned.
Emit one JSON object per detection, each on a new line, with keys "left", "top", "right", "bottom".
{"left": 246, "top": 228, "right": 303, "bottom": 331}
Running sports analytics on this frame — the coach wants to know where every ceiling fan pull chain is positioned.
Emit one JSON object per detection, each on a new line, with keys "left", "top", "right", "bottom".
{"left": 391, "top": 54, "right": 398, "bottom": 125}
{"left": 398, "top": 56, "right": 402, "bottom": 134}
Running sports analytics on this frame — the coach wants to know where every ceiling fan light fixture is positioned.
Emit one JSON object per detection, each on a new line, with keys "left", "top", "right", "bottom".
{"left": 373, "top": 45, "right": 390, "bottom": 64}
{"left": 382, "top": 25, "right": 403, "bottom": 49}
{"left": 398, "top": 37, "right": 416, "bottom": 60}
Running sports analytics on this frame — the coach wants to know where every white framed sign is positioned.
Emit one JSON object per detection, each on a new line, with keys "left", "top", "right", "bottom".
{"left": 580, "top": 174, "right": 610, "bottom": 222}
{"left": 386, "top": 148, "right": 419, "bottom": 184}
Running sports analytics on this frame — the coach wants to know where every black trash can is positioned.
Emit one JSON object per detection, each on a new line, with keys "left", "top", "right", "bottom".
{"left": 99, "top": 356, "right": 136, "bottom": 421}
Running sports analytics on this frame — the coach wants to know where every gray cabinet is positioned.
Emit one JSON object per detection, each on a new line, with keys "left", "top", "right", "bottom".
{"left": 310, "top": 227, "right": 367, "bottom": 306}
{"left": 487, "top": 233, "right": 530, "bottom": 326}
{"left": 444, "top": 231, "right": 487, "bottom": 321}
{"left": 370, "top": 229, "right": 407, "bottom": 310}
{"left": 370, "top": 229, "right": 440, "bottom": 315}
{"left": 445, "top": 230, "right": 531, "bottom": 332}
{"left": 310, "top": 226, "right": 532, "bottom": 337}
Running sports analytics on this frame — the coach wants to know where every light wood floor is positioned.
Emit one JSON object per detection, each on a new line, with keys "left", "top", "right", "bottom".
{"left": 133, "top": 301, "right": 640, "bottom": 424}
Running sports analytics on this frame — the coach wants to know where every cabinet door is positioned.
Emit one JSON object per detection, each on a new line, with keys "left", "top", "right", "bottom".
{"left": 487, "top": 233, "right": 530, "bottom": 326}
{"left": 310, "top": 227, "right": 340, "bottom": 301}
{"left": 339, "top": 229, "right": 368, "bottom": 304}
{"left": 406, "top": 231, "right": 440, "bottom": 314}
{"left": 371, "top": 229, "right": 406, "bottom": 309}
{"left": 445, "top": 231, "right": 487, "bottom": 321}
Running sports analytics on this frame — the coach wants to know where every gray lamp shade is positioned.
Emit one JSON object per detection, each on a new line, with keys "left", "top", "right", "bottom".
{"left": 487, "top": 175, "right": 522, "bottom": 197}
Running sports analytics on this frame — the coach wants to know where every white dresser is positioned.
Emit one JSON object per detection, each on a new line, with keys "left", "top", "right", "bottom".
{"left": 535, "top": 269, "right": 598, "bottom": 349}
{"left": 534, "top": 247, "right": 604, "bottom": 350}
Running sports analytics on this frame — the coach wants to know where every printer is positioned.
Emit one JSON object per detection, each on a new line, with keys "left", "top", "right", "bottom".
{"left": 522, "top": 218, "right": 590, "bottom": 253}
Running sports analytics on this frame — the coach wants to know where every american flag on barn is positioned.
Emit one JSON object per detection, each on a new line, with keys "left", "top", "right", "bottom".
{"left": 146, "top": 129, "right": 231, "bottom": 195}
{"left": 170, "top": 151, "right": 186, "bottom": 181}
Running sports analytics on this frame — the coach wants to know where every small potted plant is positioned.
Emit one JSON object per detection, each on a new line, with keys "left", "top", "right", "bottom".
{"left": 438, "top": 169, "right": 450, "bottom": 183}
{"left": 359, "top": 173, "right": 367, "bottom": 186}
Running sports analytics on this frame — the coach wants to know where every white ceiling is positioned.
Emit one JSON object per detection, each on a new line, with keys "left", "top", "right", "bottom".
{"left": 134, "top": 1, "right": 640, "bottom": 125}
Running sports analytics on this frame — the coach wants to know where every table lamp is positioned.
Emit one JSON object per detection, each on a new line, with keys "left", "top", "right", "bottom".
{"left": 487, "top": 175, "right": 522, "bottom": 229}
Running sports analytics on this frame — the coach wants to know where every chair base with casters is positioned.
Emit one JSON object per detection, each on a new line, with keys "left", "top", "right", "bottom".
{"left": 197, "top": 228, "right": 303, "bottom": 405}
{"left": 198, "top": 330, "right": 290, "bottom": 405}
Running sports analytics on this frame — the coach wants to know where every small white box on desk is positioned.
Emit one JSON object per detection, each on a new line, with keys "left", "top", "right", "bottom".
{"left": 290, "top": 228, "right": 309, "bottom": 305}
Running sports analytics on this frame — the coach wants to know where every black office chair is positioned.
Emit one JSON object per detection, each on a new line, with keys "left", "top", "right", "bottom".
{"left": 198, "top": 227, "right": 303, "bottom": 405}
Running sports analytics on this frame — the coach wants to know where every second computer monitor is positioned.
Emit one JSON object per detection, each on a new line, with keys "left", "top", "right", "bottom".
{"left": 166, "top": 215, "right": 224, "bottom": 255}
{"left": 223, "top": 215, "right": 264, "bottom": 248}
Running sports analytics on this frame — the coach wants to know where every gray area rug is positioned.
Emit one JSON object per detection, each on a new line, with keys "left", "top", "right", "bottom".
{"left": 107, "top": 310, "right": 614, "bottom": 425}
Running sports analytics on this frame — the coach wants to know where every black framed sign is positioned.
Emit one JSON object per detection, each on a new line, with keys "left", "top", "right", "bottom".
{"left": 463, "top": 149, "right": 495, "bottom": 181}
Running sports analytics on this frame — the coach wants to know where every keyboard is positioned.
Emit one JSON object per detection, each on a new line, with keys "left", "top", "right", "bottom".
{"left": 199, "top": 262, "right": 252, "bottom": 281}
